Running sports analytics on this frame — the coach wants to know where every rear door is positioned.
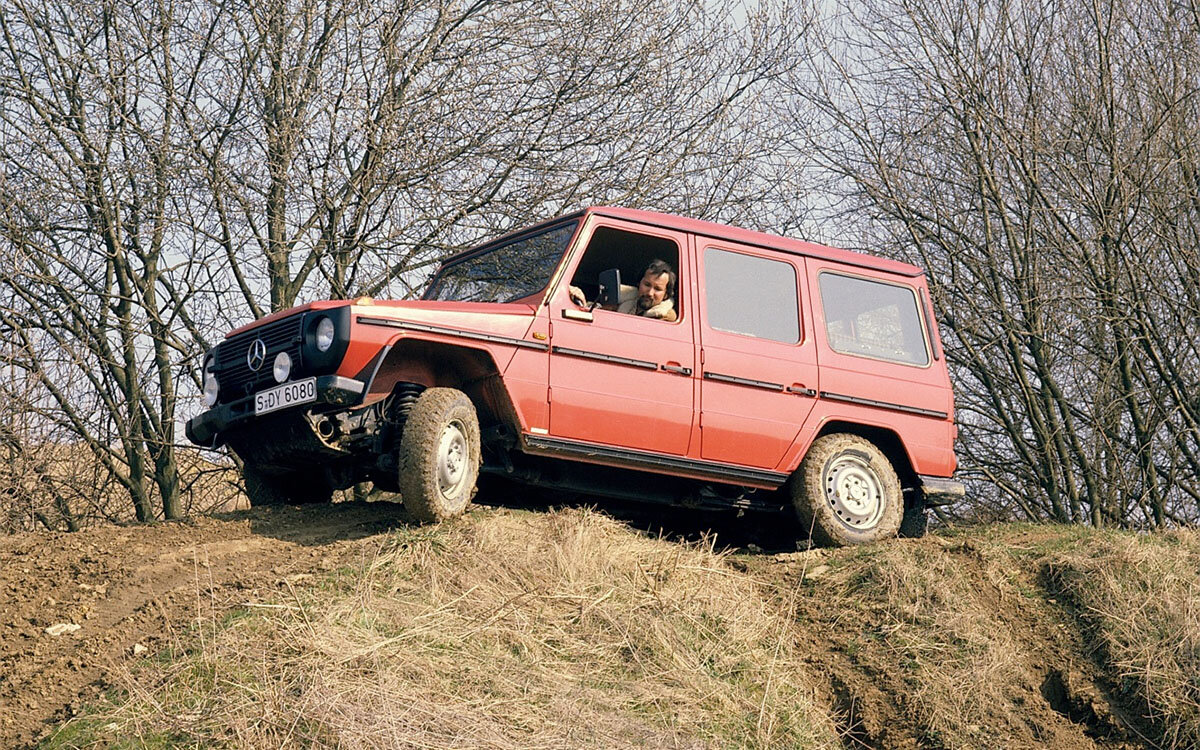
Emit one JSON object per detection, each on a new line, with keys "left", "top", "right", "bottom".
{"left": 697, "top": 242, "right": 818, "bottom": 469}
{"left": 807, "top": 264, "right": 955, "bottom": 472}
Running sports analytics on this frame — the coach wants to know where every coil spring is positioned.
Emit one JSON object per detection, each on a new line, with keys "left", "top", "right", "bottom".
{"left": 388, "top": 382, "right": 425, "bottom": 425}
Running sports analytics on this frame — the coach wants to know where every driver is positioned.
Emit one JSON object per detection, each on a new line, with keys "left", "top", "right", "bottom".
{"left": 569, "top": 259, "right": 678, "bottom": 321}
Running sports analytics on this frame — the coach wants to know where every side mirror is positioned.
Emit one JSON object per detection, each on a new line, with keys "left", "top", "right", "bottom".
{"left": 595, "top": 268, "right": 621, "bottom": 308}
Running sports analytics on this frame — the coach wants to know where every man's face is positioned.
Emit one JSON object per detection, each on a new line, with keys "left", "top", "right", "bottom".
{"left": 636, "top": 271, "right": 670, "bottom": 311}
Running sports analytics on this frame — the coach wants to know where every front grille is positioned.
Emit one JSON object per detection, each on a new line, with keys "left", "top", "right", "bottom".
{"left": 213, "top": 314, "right": 304, "bottom": 402}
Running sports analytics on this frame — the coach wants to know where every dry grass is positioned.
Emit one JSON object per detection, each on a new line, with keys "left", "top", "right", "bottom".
{"left": 55, "top": 508, "right": 835, "bottom": 749}
{"left": 1046, "top": 529, "right": 1200, "bottom": 749}
{"left": 38, "top": 516, "right": 1200, "bottom": 749}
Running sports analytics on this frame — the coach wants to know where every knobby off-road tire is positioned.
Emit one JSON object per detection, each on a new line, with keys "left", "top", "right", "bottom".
{"left": 791, "top": 433, "right": 903, "bottom": 547}
{"left": 243, "top": 464, "right": 332, "bottom": 507}
{"left": 397, "top": 387, "right": 481, "bottom": 524}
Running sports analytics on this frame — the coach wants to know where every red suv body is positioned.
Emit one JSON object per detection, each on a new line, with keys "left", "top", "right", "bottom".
{"left": 187, "top": 207, "right": 963, "bottom": 545}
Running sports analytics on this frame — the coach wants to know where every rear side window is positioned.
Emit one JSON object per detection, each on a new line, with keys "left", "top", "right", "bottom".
{"left": 704, "top": 248, "right": 799, "bottom": 343}
{"left": 818, "top": 272, "right": 930, "bottom": 366}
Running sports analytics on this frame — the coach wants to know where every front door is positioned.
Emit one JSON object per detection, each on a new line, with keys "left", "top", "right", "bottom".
{"left": 547, "top": 220, "right": 696, "bottom": 455}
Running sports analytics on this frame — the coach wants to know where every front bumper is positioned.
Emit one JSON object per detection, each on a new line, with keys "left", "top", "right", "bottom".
{"left": 186, "top": 375, "right": 365, "bottom": 447}
{"left": 918, "top": 474, "right": 965, "bottom": 507}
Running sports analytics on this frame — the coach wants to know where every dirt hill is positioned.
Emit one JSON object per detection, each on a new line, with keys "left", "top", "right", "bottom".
{"left": 1, "top": 500, "right": 1196, "bottom": 749}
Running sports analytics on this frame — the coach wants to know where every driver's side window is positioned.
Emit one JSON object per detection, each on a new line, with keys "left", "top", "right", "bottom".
{"left": 568, "top": 227, "right": 682, "bottom": 322}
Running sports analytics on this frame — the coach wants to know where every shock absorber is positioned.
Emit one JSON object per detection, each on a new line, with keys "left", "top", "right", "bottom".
{"left": 388, "top": 382, "right": 425, "bottom": 426}
{"left": 372, "top": 382, "right": 427, "bottom": 486}
{"left": 374, "top": 381, "right": 426, "bottom": 462}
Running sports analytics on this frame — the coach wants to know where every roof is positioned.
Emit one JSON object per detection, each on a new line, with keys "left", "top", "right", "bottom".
{"left": 435, "top": 206, "right": 925, "bottom": 279}
{"left": 584, "top": 206, "right": 924, "bottom": 277}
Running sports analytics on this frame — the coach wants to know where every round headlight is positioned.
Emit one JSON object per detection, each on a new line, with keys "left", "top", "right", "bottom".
{"left": 202, "top": 361, "right": 219, "bottom": 408}
{"left": 315, "top": 316, "right": 336, "bottom": 352}
{"left": 273, "top": 351, "right": 292, "bottom": 383}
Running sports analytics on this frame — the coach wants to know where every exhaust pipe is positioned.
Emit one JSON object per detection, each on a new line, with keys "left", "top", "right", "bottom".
{"left": 315, "top": 417, "right": 337, "bottom": 440}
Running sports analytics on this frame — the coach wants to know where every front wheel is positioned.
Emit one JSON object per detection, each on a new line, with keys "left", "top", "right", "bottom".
{"left": 790, "top": 434, "right": 903, "bottom": 547}
{"left": 396, "top": 388, "right": 481, "bottom": 523}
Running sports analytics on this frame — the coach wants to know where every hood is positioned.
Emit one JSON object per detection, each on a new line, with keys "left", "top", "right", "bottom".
{"left": 226, "top": 300, "right": 347, "bottom": 338}
{"left": 351, "top": 299, "right": 539, "bottom": 338}
{"left": 227, "top": 298, "right": 539, "bottom": 340}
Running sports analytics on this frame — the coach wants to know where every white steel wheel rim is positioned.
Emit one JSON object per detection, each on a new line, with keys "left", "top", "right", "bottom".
{"left": 824, "top": 454, "right": 886, "bottom": 530}
{"left": 436, "top": 419, "right": 470, "bottom": 500}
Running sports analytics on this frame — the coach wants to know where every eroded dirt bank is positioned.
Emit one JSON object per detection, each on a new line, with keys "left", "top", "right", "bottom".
{"left": 2, "top": 504, "right": 1195, "bottom": 749}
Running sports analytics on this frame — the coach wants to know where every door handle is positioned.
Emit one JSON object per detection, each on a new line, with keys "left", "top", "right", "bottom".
{"left": 661, "top": 362, "right": 693, "bottom": 376}
{"left": 562, "top": 308, "right": 594, "bottom": 322}
{"left": 787, "top": 384, "right": 817, "bottom": 397}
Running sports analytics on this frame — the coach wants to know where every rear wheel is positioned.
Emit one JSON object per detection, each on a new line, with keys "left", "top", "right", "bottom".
{"left": 397, "top": 388, "right": 481, "bottom": 523}
{"left": 791, "top": 434, "right": 903, "bottom": 547}
{"left": 243, "top": 464, "right": 332, "bottom": 507}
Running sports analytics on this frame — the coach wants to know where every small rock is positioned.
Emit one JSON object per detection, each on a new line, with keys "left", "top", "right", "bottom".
{"left": 745, "top": 543, "right": 763, "bottom": 554}
{"left": 131, "top": 643, "right": 147, "bottom": 657}
{"left": 806, "top": 564, "right": 831, "bottom": 580}
{"left": 45, "top": 623, "right": 82, "bottom": 637}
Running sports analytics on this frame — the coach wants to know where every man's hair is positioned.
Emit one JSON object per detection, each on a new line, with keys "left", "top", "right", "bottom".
{"left": 642, "top": 259, "right": 676, "bottom": 299}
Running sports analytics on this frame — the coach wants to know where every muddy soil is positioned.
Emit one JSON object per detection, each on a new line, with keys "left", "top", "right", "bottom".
{"left": 0, "top": 502, "right": 408, "bottom": 749}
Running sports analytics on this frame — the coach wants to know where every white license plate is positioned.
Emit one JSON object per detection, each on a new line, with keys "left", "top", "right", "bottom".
{"left": 254, "top": 378, "right": 317, "bottom": 415}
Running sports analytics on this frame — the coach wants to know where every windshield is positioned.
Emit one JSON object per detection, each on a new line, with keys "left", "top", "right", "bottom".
{"left": 424, "top": 221, "right": 579, "bottom": 303}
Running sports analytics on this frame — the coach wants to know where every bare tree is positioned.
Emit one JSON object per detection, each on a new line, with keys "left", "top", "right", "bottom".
{"left": 0, "top": 0, "right": 811, "bottom": 527}
{"left": 180, "top": 0, "right": 810, "bottom": 320}
{"left": 0, "top": 0, "right": 220, "bottom": 521}
{"left": 789, "top": 0, "right": 1200, "bottom": 527}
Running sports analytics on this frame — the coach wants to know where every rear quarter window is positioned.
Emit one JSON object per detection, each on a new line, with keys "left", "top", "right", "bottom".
{"left": 818, "top": 272, "right": 930, "bottom": 366}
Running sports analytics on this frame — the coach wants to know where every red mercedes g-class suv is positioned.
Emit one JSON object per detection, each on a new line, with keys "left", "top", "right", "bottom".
{"left": 187, "top": 207, "right": 963, "bottom": 546}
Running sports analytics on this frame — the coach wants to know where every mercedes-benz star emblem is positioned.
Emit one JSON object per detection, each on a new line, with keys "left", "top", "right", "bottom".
{"left": 247, "top": 339, "right": 267, "bottom": 371}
